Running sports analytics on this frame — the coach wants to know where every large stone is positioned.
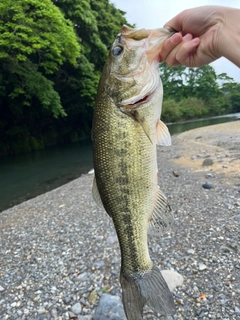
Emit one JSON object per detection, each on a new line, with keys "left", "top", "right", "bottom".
{"left": 106, "top": 233, "right": 118, "bottom": 245}
{"left": 202, "top": 182, "right": 214, "bottom": 189}
{"left": 202, "top": 158, "right": 213, "bottom": 166}
{"left": 94, "top": 294, "right": 126, "bottom": 320}
{"left": 71, "top": 302, "right": 82, "bottom": 315}
{"left": 161, "top": 270, "right": 184, "bottom": 292}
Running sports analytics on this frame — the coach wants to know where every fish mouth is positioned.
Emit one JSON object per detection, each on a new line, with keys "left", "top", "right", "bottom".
{"left": 130, "top": 95, "right": 149, "bottom": 105}
{"left": 119, "top": 91, "right": 153, "bottom": 109}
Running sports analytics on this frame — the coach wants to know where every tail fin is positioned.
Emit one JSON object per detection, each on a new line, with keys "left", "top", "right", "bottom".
{"left": 120, "top": 265, "right": 176, "bottom": 320}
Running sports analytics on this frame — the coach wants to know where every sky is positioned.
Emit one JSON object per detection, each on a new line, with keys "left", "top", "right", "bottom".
{"left": 112, "top": 0, "right": 240, "bottom": 82}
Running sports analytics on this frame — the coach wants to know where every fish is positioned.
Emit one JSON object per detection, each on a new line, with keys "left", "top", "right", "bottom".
{"left": 92, "top": 25, "right": 176, "bottom": 319}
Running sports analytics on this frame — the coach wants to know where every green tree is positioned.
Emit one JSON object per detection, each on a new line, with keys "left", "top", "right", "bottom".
{"left": 160, "top": 63, "right": 239, "bottom": 123}
{"left": 0, "top": 0, "right": 81, "bottom": 155}
{"left": 221, "top": 82, "right": 240, "bottom": 113}
{"left": 184, "top": 66, "right": 219, "bottom": 101}
{"left": 50, "top": 0, "right": 130, "bottom": 142}
{"left": 0, "top": 0, "right": 80, "bottom": 117}
{"left": 0, "top": 0, "right": 131, "bottom": 156}
{"left": 159, "top": 63, "right": 186, "bottom": 101}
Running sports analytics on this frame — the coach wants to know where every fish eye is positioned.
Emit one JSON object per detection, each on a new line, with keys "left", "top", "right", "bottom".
{"left": 112, "top": 46, "right": 123, "bottom": 57}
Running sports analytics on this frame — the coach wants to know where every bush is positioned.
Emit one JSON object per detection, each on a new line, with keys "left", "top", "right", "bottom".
{"left": 178, "top": 97, "right": 207, "bottom": 120}
{"left": 161, "top": 99, "right": 182, "bottom": 123}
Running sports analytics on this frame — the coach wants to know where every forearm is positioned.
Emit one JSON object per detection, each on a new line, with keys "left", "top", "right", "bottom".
{"left": 219, "top": 7, "right": 240, "bottom": 67}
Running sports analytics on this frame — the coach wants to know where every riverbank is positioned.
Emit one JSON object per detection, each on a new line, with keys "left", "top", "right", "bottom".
{"left": 172, "top": 121, "right": 240, "bottom": 179}
{"left": 0, "top": 122, "right": 240, "bottom": 319}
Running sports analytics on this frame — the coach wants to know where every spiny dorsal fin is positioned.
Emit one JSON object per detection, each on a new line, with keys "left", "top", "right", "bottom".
{"left": 156, "top": 120, "right": 171, "bottom": 146}
{"left": 148, "top": 186, "right": 174, "bottom": 235}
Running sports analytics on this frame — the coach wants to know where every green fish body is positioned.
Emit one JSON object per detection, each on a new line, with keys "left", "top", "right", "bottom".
{"left": 92, "top": 25, "right": 176, "bottom": 319}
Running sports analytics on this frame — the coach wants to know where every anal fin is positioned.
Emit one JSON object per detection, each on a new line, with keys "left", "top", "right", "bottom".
{"left": 92, "top": 176, "right": 104, "bottom": 209}
{"left": 149, "top": 186, "right": 174, "bottom": 235}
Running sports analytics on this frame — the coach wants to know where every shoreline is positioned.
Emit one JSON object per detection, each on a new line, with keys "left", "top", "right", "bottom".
{"left": 0, "top": 121, "right": 240, "bottom": 319}
{"left": 171, "top": 121, "right": 240, "bottom": 181}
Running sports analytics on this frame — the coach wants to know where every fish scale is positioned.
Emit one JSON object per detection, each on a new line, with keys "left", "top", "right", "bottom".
{"left": 94, "top": 98, "right": 153, "bottom": 270}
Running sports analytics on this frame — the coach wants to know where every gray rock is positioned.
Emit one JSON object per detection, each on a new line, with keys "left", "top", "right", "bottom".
{"left": 0, "top": 286, "right": 4, "bottom": 292}
{"left": 63, "top": 296, "right": 71, "bottom": 304}
{"left": 226, "top": 203, "right": 234, "bottom": 210}
{"left": 199, "top": 263, "right": 207, "bottom": 271}
{"left": 234, "top": 214, "right": 240, "bottom": 222}
{"left": 76, "top": 272, "right": 88, "bottom": 282}
{"left": 71, "top": 302, "right": 82, "bottom": 315}
{"left": 205, "top": 173, "right": 214, "bottom": 178}
{"left": 161, "top": 270, "right": 184, "bottom": 292}
{"left": 202, "top": 182, "right": 213, "bottom": 189}
{"left": 106, "top": 233, "right": 118, "bottom": 245}
{"left": 202, "top": 158, "right": 213, "bottom": 166}
{"left": 51, "top": 308, "right": 58, "bottom": 318}
{"left": 68, "top": 311, "right": 77, "bottom": 318}
{"left": 94, "top": 294, "right": 126, "bottom": 320}
{"left": 235, "top": 306, "right": 240, "bottom": 315}
{"left": 220, "top": 245, "right": 231, "bottom": 253}
{"left": 92, "top": 260, "right": 105, "bottom": 269}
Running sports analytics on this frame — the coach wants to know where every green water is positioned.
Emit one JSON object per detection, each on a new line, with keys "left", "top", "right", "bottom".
{"left": 0, "top": 140, "right": 93, "bottom": 212}
{"left": 0, "top": 113, "right": 239, "bottom": 212}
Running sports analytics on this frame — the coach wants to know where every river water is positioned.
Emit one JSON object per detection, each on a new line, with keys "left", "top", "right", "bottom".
{"left": 1, "top": 113, "right": 240, "bottom": 212}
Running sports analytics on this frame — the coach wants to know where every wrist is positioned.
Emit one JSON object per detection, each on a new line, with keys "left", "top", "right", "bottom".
{"left": 218, "top": 7, "right": 240, "bottom": 67}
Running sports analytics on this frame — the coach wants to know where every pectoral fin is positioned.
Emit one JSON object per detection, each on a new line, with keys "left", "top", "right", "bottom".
{"left": 122, "top": 109, "right": 153, "bottom": 144}
{"left": 148, "top": 186, "right": 174, "bottom": 235}
{"left": 136, "top": 114, "right": 153, "bottom": 145}
{"left": 156, "top": 120, "right": 171, "bottom": 146}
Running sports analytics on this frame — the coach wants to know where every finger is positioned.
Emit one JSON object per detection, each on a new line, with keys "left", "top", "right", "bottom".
{"left": 159, "top": 33, "right": 182, "bottom": 62}
{"left": 163, "top": 10, "right": 187, "bottom": 32}
{"left": 164, "top": 33, "right": 193, "bottom": 66}
{"left": 175, "top": 38, "right": 200, "bottom": 67}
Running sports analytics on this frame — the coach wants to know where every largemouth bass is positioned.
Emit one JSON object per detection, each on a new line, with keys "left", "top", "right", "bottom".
{"left": 92, "top": 25, "right": 176, "bottom": 319}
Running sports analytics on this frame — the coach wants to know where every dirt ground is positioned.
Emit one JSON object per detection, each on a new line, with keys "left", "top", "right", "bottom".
{"left": 171, "top": 121, "right": 240, "bottom": 183}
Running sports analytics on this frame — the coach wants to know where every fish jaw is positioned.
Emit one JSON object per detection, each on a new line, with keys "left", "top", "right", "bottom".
{"left": 145, "top": 28, "right": 172, "bottom": 63}
{"left": 117, "top": 28, "right": 171, "bottom": 108}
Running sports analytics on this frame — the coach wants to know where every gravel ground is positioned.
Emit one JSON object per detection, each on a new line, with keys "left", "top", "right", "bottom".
{"left": 0, "top": 123, "right": 240, "bottom": 320}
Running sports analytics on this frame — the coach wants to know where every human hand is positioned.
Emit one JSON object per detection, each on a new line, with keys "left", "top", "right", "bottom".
{"left": 159, "top": 6, "right": 240, "bottom": 68}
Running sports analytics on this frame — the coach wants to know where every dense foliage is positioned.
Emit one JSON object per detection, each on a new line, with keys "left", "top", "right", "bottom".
{"left": 160, "top": 63, "right": 240, "bottom": 123}
{"left": 0, "top": 0, "right": 239, "bottom": 156}
{"left": 0, "top": 0, "right": 129, "bottom": 156}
